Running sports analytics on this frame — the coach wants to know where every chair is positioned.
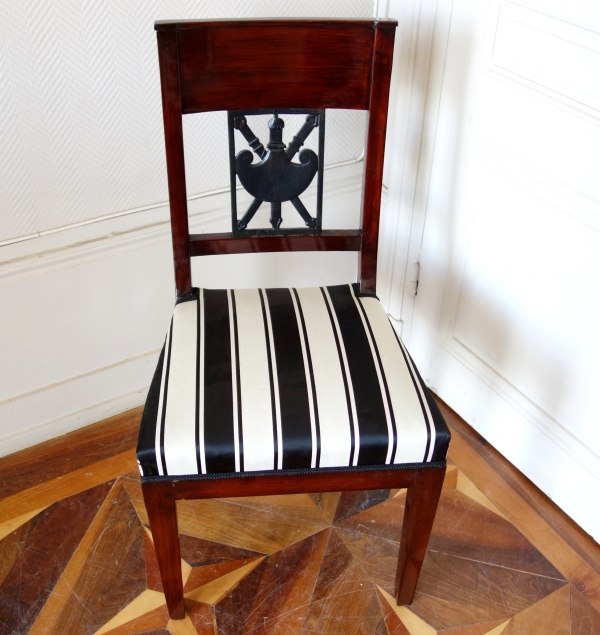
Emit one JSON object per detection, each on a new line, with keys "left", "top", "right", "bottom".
{"left": 137, "top": 18, "right": 451, "bottom": 620}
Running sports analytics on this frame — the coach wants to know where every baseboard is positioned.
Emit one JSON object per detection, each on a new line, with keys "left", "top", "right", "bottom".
{"left": 0, "top": 162, "right": 363, "bottom": 458}
{"left": 436, "top": 396, "right": 600, "bottom": 577}
{"left": 0, "top": 351, "right": 159, "bottom": 458}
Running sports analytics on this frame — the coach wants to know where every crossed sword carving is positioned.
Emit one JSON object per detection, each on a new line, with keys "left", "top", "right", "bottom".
{"left": 233, "top": 114, "right": 319, "bottom": 230}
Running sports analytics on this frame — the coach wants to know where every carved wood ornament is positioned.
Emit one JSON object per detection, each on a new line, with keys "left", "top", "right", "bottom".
{"left": 228, "top": 109, "right": 325, "bottom": 235}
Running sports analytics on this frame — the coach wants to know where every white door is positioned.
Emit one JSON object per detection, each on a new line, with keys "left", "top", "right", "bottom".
{"left": 409, "top": 0, "right": 600, "bottom": 539}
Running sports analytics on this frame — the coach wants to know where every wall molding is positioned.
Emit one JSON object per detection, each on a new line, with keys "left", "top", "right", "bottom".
{"left": 441, "top": 335, "right": 600, "bottom": 483}
{"left": 0, "top": 351, "right": 158, "bottom": 459}
{"left": 0, "top": 161, "right": 362, "bottom": 282}
{"left": 433, "top": 338, "right": 600, "bottom": 540}
{"left": 0, "top": 161, "right": 363, "bottom": 458}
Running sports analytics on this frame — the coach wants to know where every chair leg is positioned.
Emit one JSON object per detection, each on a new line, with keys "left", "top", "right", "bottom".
{"left": 395, "top": 466, "right": 445, "bottom": 605}
{"left": 142, "top": 481, "right": 185, "bottom": 619}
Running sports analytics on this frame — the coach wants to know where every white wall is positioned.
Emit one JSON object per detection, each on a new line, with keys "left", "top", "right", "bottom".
{"left": 0, "top": 161, "right": 363, "bottom": 457}
{"left": 0, "top": 0, "right": 371, "bottom": 244}
{"left": 0, "top": 0, "right": 374, "bottom": 456}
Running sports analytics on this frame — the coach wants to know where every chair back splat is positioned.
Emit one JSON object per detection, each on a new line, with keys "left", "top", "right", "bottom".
{"left": 155, "top": 19, "right": 396, "bottom": 297}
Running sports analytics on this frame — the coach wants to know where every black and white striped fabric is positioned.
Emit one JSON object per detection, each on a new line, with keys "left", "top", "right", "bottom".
{"left": 137, "top": 284, "right": 450, "bottom": 477}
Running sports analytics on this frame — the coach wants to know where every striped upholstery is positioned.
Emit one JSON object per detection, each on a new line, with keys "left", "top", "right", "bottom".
{"left": 137, "top": 284, "right": 450, "bottom": 478}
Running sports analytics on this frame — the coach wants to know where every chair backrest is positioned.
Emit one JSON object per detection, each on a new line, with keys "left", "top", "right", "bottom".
{"left": 155, "top": 18, "right": 397, "bottom": 298}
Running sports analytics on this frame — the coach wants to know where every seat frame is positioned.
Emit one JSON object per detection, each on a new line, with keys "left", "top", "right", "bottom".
{"left": 144, "top": 18, "right": 446, "bottom": 619}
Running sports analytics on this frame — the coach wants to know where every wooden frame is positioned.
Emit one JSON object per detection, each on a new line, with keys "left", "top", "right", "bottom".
{"left": 155, "top": 18, "right": 396, "bottom": 298}
{"left": 147, "top": 18, "right": 447, "bottom": 621}
{"left": 143, "top": 465, "right": 446, "bottom": 619}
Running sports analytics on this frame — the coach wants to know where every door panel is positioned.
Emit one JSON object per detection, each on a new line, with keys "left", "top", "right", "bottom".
{"left": 413, "top": 0, "right": 600, "bottom": 538}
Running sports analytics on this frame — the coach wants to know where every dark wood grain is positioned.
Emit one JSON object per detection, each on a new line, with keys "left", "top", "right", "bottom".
{"left": 571, "top": 586, "right": 600, "bottom": 634}
{"left": 0, "top": 407, "right": 140, "bottom": 500}
{"left": 411, "top": 551, "right": 567, "bottom": 631}
{"left": 178, "top": 533, "right": 262, "bottom": 567}
{"left": 337, "top": 526, "right": 399, "bottom": 595}
{"left": 359, "top": 23, "right": 396, "bottom": 294}
{"left": 142, "top": 482, "right": 185, "bottom": 619}
{"left": 171, "top": 21, "right": 376, "bottom": 113}
{"left": 337, "top": 486, "right": 565, "bottom": 582}
{"left": 436, "top": 397, "right": 600, "bottom": 578}
{"left": 170, "top": 466, "right": 422, "bottom": 500}
{"left": 184, "top": 599, "right": 215, "bottom": 635}
{"left": 189, "top": 230, "right": 361, "bottom": 256}
{"left": 48, "top": 484, "right": 147, "bottom": 635}
{"left": 429, "top": 489, "right": 565, "bottom": 580}
{"left": 302, "top": 530, "right": 384, "bottom": 634}
{"left": 0, "top": 482, "right": 112, "bottom": 635}
{"left": 157, "top": 29, "right": 192, "bottom": 297}
{"left": 213, "top": 558, "right": 269, "bottom": 635}
{"left": 333, "top": 489, "right": 391, "bottom": 524}
{"left": 395, "top": 466, "right": 446, "bottom": 605}
{"left": 233, "top": 529, "right": 329, "bottom": 633}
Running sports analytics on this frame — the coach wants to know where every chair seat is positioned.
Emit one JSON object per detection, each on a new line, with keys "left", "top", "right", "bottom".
{"left": 137, "top": 283, "right": 450, "bottom": 478}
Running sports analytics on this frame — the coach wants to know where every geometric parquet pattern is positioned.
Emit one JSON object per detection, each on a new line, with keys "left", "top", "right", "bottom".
{"left": 1, "top": 410, "right": 599, "bottom": 634}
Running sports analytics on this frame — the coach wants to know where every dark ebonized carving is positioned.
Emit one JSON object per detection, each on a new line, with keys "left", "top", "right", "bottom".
{"left": 228, "top": 109, "right": 325, "bottom": 235}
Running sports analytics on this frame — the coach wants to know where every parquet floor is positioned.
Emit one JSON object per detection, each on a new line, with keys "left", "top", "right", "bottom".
{"left": 0, "top": 403, "right": 599, "bottom": 634}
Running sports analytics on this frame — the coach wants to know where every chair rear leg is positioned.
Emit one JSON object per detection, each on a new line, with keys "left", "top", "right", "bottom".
{"left": 142, "top": 481, "right": 185, "bottom": 619}
{"left": 395, "top": 466, "right": 446, "bottom": 605}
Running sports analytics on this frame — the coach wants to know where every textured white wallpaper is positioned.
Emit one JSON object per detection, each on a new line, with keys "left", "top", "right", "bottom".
{"left": 0, "top": 0, "right": 372, "bottom": 243}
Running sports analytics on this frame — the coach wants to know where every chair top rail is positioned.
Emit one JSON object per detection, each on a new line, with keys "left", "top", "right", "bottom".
{"left": 155, "top": 18, "right": 397, "bottom": 296}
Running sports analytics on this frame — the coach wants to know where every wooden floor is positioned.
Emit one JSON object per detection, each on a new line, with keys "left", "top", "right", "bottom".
{"left": 0, "top": 401, "right": 599, "bottom": 634}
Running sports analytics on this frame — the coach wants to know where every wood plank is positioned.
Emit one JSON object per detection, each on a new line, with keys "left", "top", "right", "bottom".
{"left": 410, "top": 550, "right": 565, "bottom": 631}
{"left": 502, "top": 584, "right": 570, "bottom": 634}
{"left": 377, "top": 586, "right": 436, "bottom": 635}
{"left": 438, "top": 399, "right": 600, "bottom": 575}
{"left": 124, "top": 477, "right": 330, "bottom": 556}
{"left": 157, "top": 27, "right": 192, "bottom": 297}
{"left": 0, "top": 483, "right": 113, "bottom": 635}
{"left": 359, "top": 22, "right": 396, "bottom": 294}
{"left": 456, "top": 471, "right": 508, "bottom": 520}
{"left": 28, "top": 481, "right": 123, "bottom": 634}
{"left": 172, "top": 21, "right": 377, "bottom": 113}
{"left": 94, "top": 590, "right": 166, "bottom": 635}
{"left": 571, "top": 585, "right": 600, "bottom": 634}
{"left": 184, "top": 558, "right": 265, "bottom": 605}
{"left": 0, "top": 506, "right": 47, "bottom": 541}
{"left": 440, "top": 400, "right": 600, "bottom": 613}
{"left": 296, "top": 530, "right": 385, "bottom": 634}
{"left": 231, "top": 530, "right": 329, "bottom": 633}
{"left": 189, "top": 230, "right": 361, "bottom": 257}
{"left": 44, "top": 482, "right": 147, "bottom": 635}
{"left": 0, "top": 449, "right": 137, "bottom": 525}
{"left": 0, "top": 407, "right": 141, "bottom": 499}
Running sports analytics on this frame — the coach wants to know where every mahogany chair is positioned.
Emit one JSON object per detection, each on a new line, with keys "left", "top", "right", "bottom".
{"left": 137, "top": 18, "right": 451, "bottom": 620}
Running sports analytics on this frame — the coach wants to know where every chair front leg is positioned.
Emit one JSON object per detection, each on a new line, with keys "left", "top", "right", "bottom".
{"left": 142, "top": 481, "right": 185, "bottom": 619}
{"left": 395, "top": 466, "right": 446, "bottom": 605}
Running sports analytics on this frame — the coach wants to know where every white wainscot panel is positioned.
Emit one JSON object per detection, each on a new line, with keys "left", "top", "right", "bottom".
{"left": 431, "top": 343, "right": 600, "bottom": 542}
{"left": 507, "top": 0, "right": 600, "bottom": 33}
{"left": 492, "top": 1, "right": 600, "bottom": 112}
{"left": 473, "top": 75, "right": 600, "bottom": 208}
{"left": 445, "top": 161, "right": 600, "bottom": 484}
